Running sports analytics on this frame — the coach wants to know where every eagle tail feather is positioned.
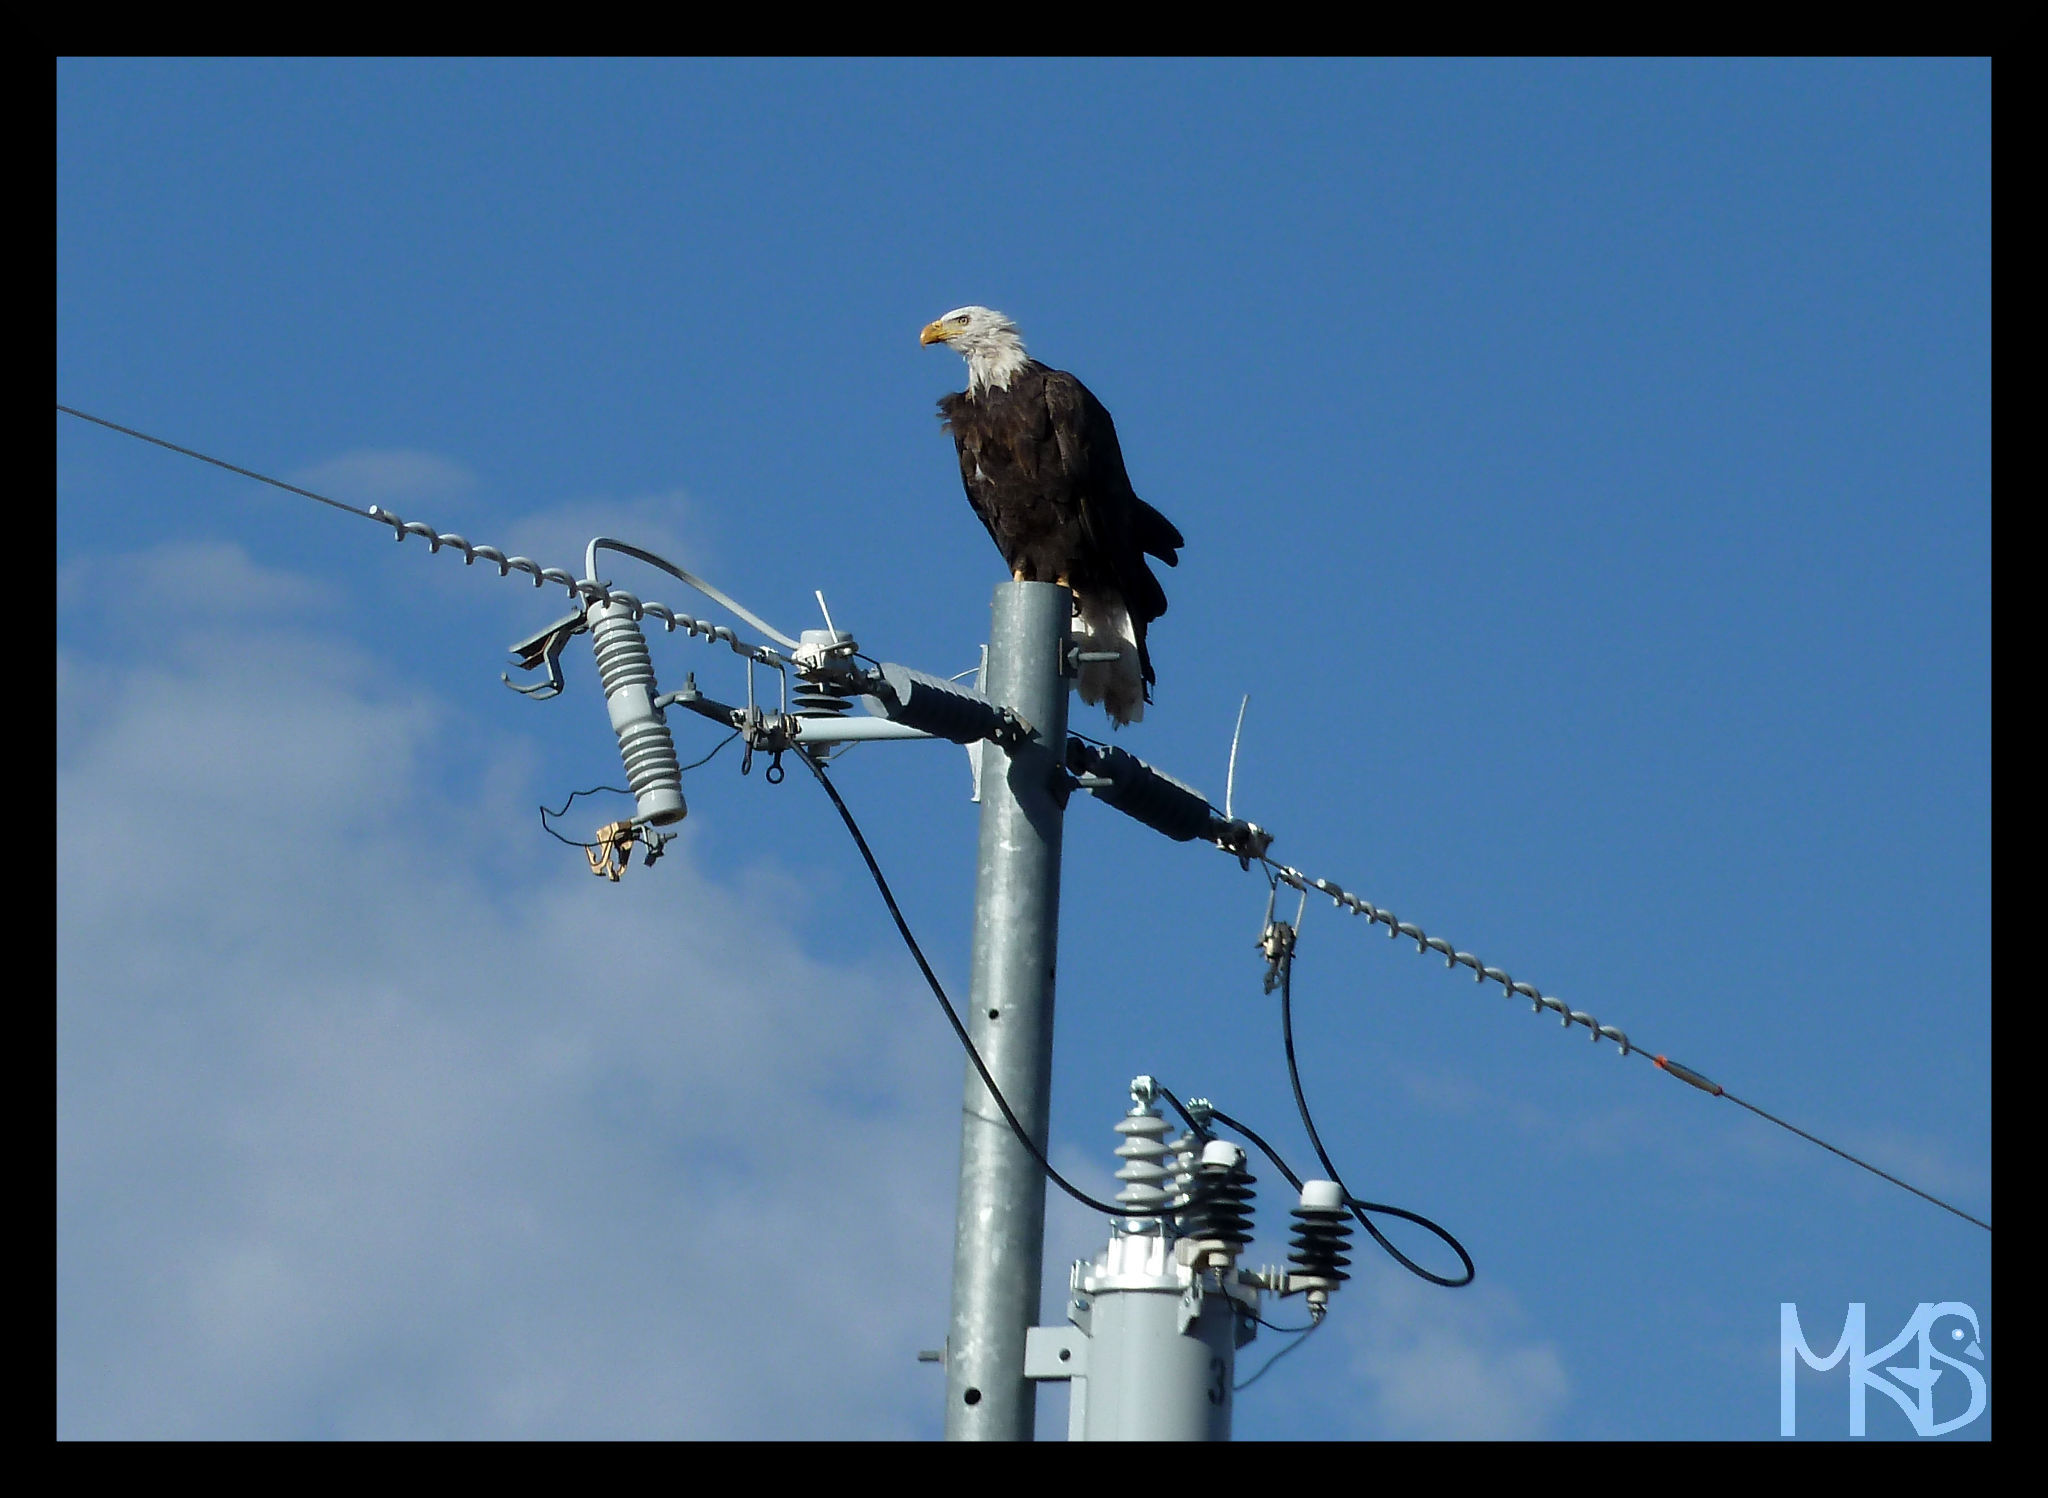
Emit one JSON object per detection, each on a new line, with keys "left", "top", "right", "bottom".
{"left": 1075, "top": 591, "right": 1146, "bottom": 728}
{"left": 1132, "top": 498, "right": 1184, "bottom": 565}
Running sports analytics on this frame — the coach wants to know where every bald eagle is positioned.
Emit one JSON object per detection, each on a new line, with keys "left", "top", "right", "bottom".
{"left": 922, "top": 305, "right": 1184, "bottom": 727}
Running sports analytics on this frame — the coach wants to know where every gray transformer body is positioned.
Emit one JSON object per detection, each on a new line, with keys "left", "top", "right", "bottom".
{"left": 1028, "top": 1229, "right": 1256, "bottom": 1441}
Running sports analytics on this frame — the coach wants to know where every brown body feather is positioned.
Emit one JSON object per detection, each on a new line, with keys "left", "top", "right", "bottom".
{"left": 937, "top": 360, "right": 1183, "bottom": 693}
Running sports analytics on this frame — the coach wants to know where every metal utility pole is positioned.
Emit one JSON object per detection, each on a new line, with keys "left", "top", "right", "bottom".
{"left": 944, "top": 581, "right": 1072, "bottom": 1440}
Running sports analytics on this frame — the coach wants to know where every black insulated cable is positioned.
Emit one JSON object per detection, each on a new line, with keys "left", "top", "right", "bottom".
{"left": 1233, "top": 1313, "right": 1324, "bottom": 1393}
{"left": 797, "top": 746, "right": 1174, "bottom": 1222}
{"left": 1276, "top": 948, "right": 1476, "bottom": 1288}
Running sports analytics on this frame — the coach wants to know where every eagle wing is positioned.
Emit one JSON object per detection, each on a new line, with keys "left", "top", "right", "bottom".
{"left": 1040, "top": 371, "right": 1183, "bottom": 624}
{"left": 936, "top": 389, "right": 1006, "bottom": 556}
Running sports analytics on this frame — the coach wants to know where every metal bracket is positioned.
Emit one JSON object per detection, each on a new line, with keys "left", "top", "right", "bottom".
{"left": 502, "top": 605, "right": 589, "bottom": 700}
{"left": 1257, "top": 877, "right": 1307, "bottom": 992}
{"left": 587, "top": 820, "right": 637, "bottom": 881}
{"left": 1024, "top": 1325, "right": 1089, "bottom": 1381}
{"left": 1259, "top": 921, "right": 1296, "bottom": 994}
{"left": 1213, "top": 817, "right": 1274, "bottom": 868}
{"left": 584, "top": 819, "right": 675, "bottom": 880}
{"left": 1067, "top": 643, "right": 1125, "bottom": 678}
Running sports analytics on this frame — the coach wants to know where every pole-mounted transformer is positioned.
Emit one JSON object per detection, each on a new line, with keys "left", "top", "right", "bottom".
{"left": 1024, "top": 1077, "right": 1351, "bottom": 1439}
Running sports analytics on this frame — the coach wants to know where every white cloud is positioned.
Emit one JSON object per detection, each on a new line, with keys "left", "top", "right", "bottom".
{"left": 292, "top": 450, "right": 478, "bottom": 506}
{"left": 57, "top": 543, "right": 961, "bottom": 1439}
{"left": 494, "top": 491, "right": 708, "bottom": 588}
{"left": 1336, "top": 1269, "right": 1571, "bottom": 1439}
{"left": 1833, "top": 1124, "right": 1990, "bottom": 1205}
{"left": 57, "top": 537, "right": 343, "bottom": 622}
{"left": 55, "top": 542, "right": 1581, "bottom": 1442}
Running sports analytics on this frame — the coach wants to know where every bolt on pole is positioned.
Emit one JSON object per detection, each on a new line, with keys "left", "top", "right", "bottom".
{"left": 944, "top": 580, "right": 1072, "bottom": 1440}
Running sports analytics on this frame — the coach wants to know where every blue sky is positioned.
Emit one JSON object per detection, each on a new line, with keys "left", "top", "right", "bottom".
{"left": 57, "top": 58, "right": 1989, "bottom": 1440}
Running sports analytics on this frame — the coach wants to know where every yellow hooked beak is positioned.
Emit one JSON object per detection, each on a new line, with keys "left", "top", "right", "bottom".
{"left": 919, "top": 319, "right": 954, "bottom": 346}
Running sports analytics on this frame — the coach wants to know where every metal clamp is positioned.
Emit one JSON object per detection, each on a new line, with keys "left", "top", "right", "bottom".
{"left": 502, "top": 606, "right": 589, "bottom": 700}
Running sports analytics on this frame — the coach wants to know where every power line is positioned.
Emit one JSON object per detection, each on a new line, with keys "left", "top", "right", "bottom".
{"left": 1166, "top": 1078, "right": 1474, "bottom": 1288}
{"left": 803, "top": 730, "right": 1482, "bottom": 1281}
{"left": 1722, "top": 1090, "right": 1989, "bottom": 1233}
{"left": 57, "top": 402, "right": 793, "bottom": 671}
{"left": 61, "top": 400, "right": 1990, "bottom": 1236}
{"left": 1248, "top": 854, "right": 1991, "bottom": 1233}
{"left": 57, "top": 404, "right": 380, "bottom": 519}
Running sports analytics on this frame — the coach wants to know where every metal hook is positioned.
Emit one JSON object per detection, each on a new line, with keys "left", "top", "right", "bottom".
{"left": 501, "top": 606, "right": 588, "bottom": 700}
{"left": 1258, "top": 871, "right": 1279, "bottom": 932}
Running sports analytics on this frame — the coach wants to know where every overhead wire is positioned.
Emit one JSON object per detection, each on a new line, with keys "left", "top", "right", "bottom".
{"left": 794, "top": 745, "right": 1174, "bottom": 1222}
{"left": 1721, "top": 1090, "right": 1989, "bottom": 1231}
{"left": 1250, "top": 854, "right": 1989, "bottom": 1234}
{"left": 63, "top": 402, "right": 1988, "bottom": 1238}
{"left": 58, "top": 404, "right": 379, "bottom": 519}
{"left": 805, "top": 749, "right": 1467, "bottom": 1286}
{"left": 57, "top": 403, "right": 796, "bottom": 672}
{"left": 1163, "top": 1073, "right": 1472, "bottom": 1289}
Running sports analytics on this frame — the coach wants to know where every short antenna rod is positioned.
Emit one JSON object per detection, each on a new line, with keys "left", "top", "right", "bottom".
{"left": 1226, "top": 694, "right": 1249, "bottom": 821}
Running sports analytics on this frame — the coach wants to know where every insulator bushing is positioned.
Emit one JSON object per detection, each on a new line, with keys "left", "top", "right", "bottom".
{"left": 1069, "top": 743, "right": 1215, "bottom": 843}
{"left": 791, "top": 681, "right": 854, "bottom": 716}
{"left": 793, "top": 629, "right": 856, "bottom": 716}
{"left": 1113, "top": 1104, "right": 1173, "bottom": 1217}
{"left": 864, "top": 662, "right": 1014, "bottom": 745}
{"left": 1176, "top": 1141, "right": 1255, "bottom": 1250}
{"left": 1287, "top": 1179, "right": 1353, "bottom": 1287}
{"left": 589, "top": 600, "right": 686, "bottom": 826}
{"left": 1166, "top": 1131, "right": 1200, "bottom": 1210}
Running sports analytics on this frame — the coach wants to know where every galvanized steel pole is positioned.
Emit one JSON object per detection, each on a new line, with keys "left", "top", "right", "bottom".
{"left": 944, "top": 580, "right": 1072, "bottom": 1440}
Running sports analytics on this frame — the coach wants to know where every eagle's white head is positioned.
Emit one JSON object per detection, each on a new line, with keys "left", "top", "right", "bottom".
{"left": 920, "top": 305, "right": 1030, "bottom": 395}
